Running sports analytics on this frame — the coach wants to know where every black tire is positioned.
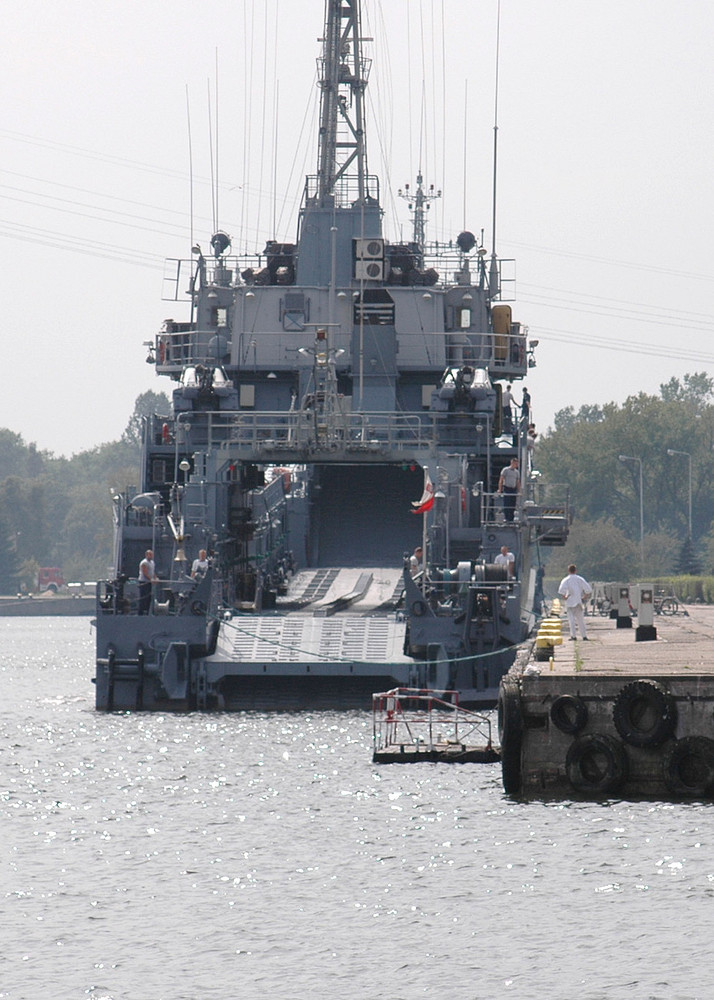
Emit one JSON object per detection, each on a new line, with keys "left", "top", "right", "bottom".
{"left": 498, "top": 678, "right": 522, "bottom": 796}
{"left": 566, "top": 733, "right": 628, "bottom": 794}
{"left": 660, "top": 598, "right": 677, "bottom": 616}
{"left": 663, "top": 737, "right": 714, "bottom": 797}
{"left": 550, "top": 694, "right": 588, "bottom": 735}
{"left": 612, "top": 679, "right": 677, "bottom": 747}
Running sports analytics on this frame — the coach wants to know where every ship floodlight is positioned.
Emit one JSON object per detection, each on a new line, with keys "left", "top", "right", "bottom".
{"left": 337, "top": 290, "right": 347, "bottom": 299}
{"left": 245, "top": 290, "right": 255, "bottom": 299}
{"left": 334, "top": 348, "right": 346, "bottom": 358}
{"left": 422, "top": 292, "right": 432, "bottom": 300}
{"left": 210, "top": 230, "right": 232, "bottom": 257}
{"left": 179, "top": 459, "right": 191, "bottom": 473}
{"left": 462, "top": 293, "right": 473, "bottom": 302}
{"left": 267, "top": 372, "right": 278, "bottom": 379}
{"left": 297, "top": 347, "right": 309, "bottom": 356}
{"left": 457, "top": 231, "right": 476, "bottom": 253}
{"left": 530, "top": 339, "right": 539, "bottom": 347}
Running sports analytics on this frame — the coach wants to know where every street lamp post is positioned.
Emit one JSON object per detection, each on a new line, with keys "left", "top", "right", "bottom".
{"left": 667, "top": 448, "right": 692, "bottom": 539}
{"left": 619, "top": 454, "right": 644, "bottom": 573}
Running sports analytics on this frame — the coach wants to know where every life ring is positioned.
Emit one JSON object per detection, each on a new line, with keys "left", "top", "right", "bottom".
{"left": 550, "top": 694, "right": 588, "bottom": 735}
{"left": 191, "top": 600, "right": 207, "bottom": 616}
{"left": 612, "top": 679, "right": 676, "bottom": 747}
{"left": 663, "top": 736, "right": 714, "bottom": 797}
{"left": 566, "top": 733, "right": 628, "bottom": 794}
{"left": 498, "top": 677, "right": 523, "bottom": 795}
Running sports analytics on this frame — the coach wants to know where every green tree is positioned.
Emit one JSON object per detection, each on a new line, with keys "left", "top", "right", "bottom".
{"left": 674, "top": 536, "right": 702, "bottom": 575}
{"left": 0, "top": 477, "right": 51, "bottom": 564}
{"left": 543, "top": 518, "right": 638, "bottom": 582}
{"left": 659, "top": 372, "right": 714, "bottom": 406}
{"left": 122, "top": 390, "right": 171, "bottom": 447}
{"left": 537, "top": 379, "right": 714, "bottom": 548}
{"left": 0, "top": 513, "right": 20, "bottom": 593}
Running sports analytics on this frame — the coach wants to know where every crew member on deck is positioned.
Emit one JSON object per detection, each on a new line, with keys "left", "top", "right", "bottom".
{"left": 410, "top": 546, "right": 424, "bottom": 577}
{"left": 138, "top": 549, "right": 158, "bottom": 615}
{"left": 498, "top": 458, "right": 520, "bottom": 523}
{"left": 495, "top": 545, "right": 515, "bottom": 578}
{"left": 191, "top": 549, "right": 209, "bottom": 580}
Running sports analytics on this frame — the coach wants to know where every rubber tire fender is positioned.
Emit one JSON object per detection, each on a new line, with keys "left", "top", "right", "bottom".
{"left": 663, "top": 736, "right": 714, "bottom": 797}
{"left": 566, "top": 733, "right": 628, "bottom": 794}
{"left": 612, "top": 679, "right": 677, "bottom": 747}
{"left": 550, "top": 694, "right": 588, "bottom": 735}
{"left": 498, "top": 677, "right": 523, "bottom": 796}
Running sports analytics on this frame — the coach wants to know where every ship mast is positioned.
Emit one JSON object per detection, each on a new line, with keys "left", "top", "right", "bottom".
{"left": 315, "top": 0, "right": 370, "bottom": 205}
{"left": 398, "top": 171, "right": 441, "bottom": 250}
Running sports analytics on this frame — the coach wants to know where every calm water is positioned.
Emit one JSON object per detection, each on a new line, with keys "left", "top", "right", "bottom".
{"left": 1, "top": 618, "right": 712, "bottom": 1000}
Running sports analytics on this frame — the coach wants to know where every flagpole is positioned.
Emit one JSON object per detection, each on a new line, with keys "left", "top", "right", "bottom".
{"left": 421, "top": 468, "right": 428, "bottom": 591}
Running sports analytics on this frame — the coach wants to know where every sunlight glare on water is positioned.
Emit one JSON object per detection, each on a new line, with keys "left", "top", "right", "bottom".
{"left": 1, "top": 619, "right": 712, "bottom": 1000}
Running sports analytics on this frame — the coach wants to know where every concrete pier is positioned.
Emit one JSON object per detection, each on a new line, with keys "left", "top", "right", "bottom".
{"left": 499, "top": 605, "right": 714, "bottom": 799}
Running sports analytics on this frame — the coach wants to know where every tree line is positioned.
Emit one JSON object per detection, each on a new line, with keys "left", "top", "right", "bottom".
{"left": 0, "top": 391, "right": 169, "bottom": 593}
{"left": 1, "top": 374, "right": 711, "bottom": 593}
{"left": 534, "top": 373, "right": 714, "bottom": 581}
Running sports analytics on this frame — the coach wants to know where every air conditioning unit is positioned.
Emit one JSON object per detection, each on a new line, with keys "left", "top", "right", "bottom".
{"left": 355, "top": 260, "right": 385, "bottom": 281}
{"left": 354, "top": 238, "right": 385, "bottom": 260}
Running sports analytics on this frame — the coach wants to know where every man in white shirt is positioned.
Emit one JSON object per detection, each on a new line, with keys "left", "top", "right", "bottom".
{"left": 498, "top": 457, "right": 520, "bottom": 522}
{"left": 191, "top": 549, "right": 209, "bottom": 579}
{"left": 138, "top": 549, "right": 158, "bottom": 615}
{"left": 558, "top": 564, "right": 592, "bottom": 641}
{"left": 494, "top": 545, "right": 515, "bottom": 578}
{"left": 409, "top": 546, "right": 423, "bottom": 577}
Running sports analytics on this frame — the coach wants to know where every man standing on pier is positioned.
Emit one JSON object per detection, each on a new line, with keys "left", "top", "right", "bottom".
{"left": 558, "top": 564, "right": 592, "bottom": 641}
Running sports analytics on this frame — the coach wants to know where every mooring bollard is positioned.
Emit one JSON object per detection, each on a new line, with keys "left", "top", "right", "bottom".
{"left": 635, "top": 584, "right": 657, "bottom": 642}
{"left": 616, "top": 585, "right": 632, "bottom": 629}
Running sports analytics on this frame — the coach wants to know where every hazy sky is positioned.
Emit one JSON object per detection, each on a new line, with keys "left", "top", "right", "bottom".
{"left": 2, "top": 0, "right": 713, "bottom": 456}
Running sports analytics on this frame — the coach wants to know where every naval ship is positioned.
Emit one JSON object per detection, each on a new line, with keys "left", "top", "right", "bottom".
{"left": 94, "top": 0, "right": 570, "bottom": 711}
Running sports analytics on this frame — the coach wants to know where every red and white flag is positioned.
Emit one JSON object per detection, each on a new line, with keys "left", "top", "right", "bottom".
{"left": 411, "top": 471, "right": 434, "bottom": 514}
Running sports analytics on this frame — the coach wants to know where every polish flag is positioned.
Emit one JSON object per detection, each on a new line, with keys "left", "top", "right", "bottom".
{"left": 411, "top": 472, "right": 434, "bottom": 514}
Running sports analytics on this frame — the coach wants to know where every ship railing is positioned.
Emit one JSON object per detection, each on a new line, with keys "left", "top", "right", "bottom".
{"left": 477, "top": 483, "right": 571, "bottom": 527}
{"left": 302, "top": 173, "right": 381, "bottom": 209}
{"left": 372, "top": 687, "right": 493, "bottom": 755}
{"left": 213, "top": 410, "right": 436, "bottom": 454}
{"left": 162, "top": 257, "right": 244, "bottom": 302}
{"left": 154, "top": 328, "right": 230, "bottom": 373}
{"left": 96, "top": 577, "right": 204, "bottom": 617}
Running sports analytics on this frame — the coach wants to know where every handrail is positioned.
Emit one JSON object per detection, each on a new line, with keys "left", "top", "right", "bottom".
{"left": 372, "top": 687, "right": 493, "bottom": 753}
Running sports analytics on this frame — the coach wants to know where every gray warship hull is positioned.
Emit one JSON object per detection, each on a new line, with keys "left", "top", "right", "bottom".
{"left": 94, "top": 0, "right": 569, "bottom": 712}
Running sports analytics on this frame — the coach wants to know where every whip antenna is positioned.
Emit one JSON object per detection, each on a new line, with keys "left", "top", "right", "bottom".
{"left": 186, "top": 84, "right": 194, "bottom": 252}
{"left": 489, "top": 0, "right": 502, "bottom": 296}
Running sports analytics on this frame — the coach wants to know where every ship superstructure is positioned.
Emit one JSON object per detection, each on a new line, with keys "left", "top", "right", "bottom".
{"left": 94, "top": 0, "right": 569, "bottom": 711}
